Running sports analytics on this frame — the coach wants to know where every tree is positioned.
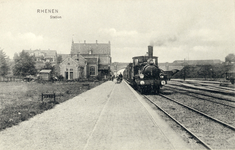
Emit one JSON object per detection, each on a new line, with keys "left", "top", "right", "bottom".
{"left": 44, "top": 62, "right": 53, "bottom": 69}
{"left": 43, "top": 62, "right": 58, "bottom": 76}
{"left": 57, "top": 55, "right": 63, "bottom": 64}
{"left": 197, "top": 65, "right": 213, "bottom": 79}
{"left": 13, "top": 51, "right": 37, "bottom": 76}
{"left": 0, "top": 48, "right": 9, "bottom": 76}
{"left": 13, "top": 52, "right": 19, "bottom": 61}
{"left": 180, "top": 65, "right": 191, "bottom": 80}
{"left": 225, "top": 53, "right": 235, "bottom": 63}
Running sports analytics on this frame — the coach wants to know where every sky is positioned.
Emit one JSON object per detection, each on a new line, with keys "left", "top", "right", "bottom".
{"left": 0, "top": 0, "right": 234, "bottom": 63}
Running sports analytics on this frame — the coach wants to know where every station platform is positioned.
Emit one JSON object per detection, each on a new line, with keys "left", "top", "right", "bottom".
{"left": 0, "top": 81, "right": 190, "bottom": 150}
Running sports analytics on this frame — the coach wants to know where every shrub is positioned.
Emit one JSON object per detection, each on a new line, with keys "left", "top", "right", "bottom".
{"left": 96, "top": 74, "right": 102, "bottom": 81}
{"left": 57, "top": 75, "right": 64, "bottom": 81}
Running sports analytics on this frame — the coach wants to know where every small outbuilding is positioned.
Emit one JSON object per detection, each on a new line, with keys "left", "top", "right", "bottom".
{"left": 39, "top": 69, "right": 52, "bottom": 80}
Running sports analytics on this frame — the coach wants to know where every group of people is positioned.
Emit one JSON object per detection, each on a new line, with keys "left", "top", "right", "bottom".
{"left": 110, "top": 73, "right": 123, "bottom": 83}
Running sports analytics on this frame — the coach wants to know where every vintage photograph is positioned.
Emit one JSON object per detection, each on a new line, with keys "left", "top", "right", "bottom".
{"left": 0, "top": 0, "right": 235, "bottom": 149}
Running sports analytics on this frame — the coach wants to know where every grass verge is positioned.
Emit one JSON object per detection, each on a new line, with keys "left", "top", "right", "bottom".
{"left": 0, "top": 81, "right": 105, "bottom": 131}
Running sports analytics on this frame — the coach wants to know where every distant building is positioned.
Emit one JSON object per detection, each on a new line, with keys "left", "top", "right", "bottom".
{"left": 70, "top": 40, "right": 111, "bottom": 78}
{"left": 23, "top": 49, "right": 57, "bottom": 71}
{"left": 159, "top": 59, "right": 223, "bottom": 71}
{"left": 59, "top": 54, "right": 87, "bottom": 80}
{"left": 23, "top": 49, "right": 57, "bottom": 63}
{"left": 173, "top": 59, "right": 223, "bottom": 65}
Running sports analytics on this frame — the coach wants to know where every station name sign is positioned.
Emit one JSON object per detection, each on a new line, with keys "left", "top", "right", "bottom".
{"left": 37, "top": 9, "right": 58, "bottom": 13}
{"left": 37, "top": 9, "right": 61, "bottom": 19}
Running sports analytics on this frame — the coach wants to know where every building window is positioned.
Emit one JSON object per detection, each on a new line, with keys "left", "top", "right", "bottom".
{"left": 70, "top": 69, "right": 73, "bottom": 71}
{"left": 68, "top": 63, "right": 70, "bottom": 65}
{"left": 90, "top": 66, "right": 95, "bottom": 76}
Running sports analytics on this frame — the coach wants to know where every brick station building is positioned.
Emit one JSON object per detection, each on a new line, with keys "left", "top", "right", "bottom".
{"left": 70, "top": 40, "right": 111, "bottom": 79}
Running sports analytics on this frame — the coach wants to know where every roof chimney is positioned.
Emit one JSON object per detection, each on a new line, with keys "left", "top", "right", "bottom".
{"left": 96, "top": 40, "right": 98, "bottom": 44}
{"left": 84, "top": 40, "right": 86, "bottom": 44}
{"left": 148, "top": 46, "right": 153, "bottom": 58}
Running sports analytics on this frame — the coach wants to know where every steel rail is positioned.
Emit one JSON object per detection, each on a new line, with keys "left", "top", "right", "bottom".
{"left": 170, "top": 83, "right": 235, "bottom": 97}
{"left": 144, "top": 95, "right": 212, "bottom": 150}
{"left": 164, "top": 87, "right": 235, "bottom": 109}
{"left": 159, "top": 94, "right": 235, "bottom": 131}
{"left": 173, "top": 80, "right": 235, "bottom": 92}
{"left": 167, "top": 84, "right": 235, "bottom": 103}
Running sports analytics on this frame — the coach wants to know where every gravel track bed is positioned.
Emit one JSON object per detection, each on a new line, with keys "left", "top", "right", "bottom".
{"left": 166, "top": 84, "right": 235, "bottom": 102}
{"left": 164, "top": 86, "right": 235, "bottom": 108}
{"left": 143, "top": 97, "right": 206, "bottom": 150}
{"left": 150, "top": 95, "right": 235, "bottom": 149}
{"left": 162, "top": 87, "right": 235, "bottom": 126}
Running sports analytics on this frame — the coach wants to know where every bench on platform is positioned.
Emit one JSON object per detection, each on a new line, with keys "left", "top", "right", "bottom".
{"left": 82, "top": 84, "right": 90, "bottom": 89}
{"left": 41, "top": 93, "right": 56, "bottom": 102}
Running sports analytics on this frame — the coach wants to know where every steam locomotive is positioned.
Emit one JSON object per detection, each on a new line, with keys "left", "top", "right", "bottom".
{"left": 123, "top": 46, "right": 167, "bottom": 94}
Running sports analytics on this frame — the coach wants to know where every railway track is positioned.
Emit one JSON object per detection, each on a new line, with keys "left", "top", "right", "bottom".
{"left": 144, "top": 94, "right": 235, "bottom": 149}
{"left": 163, "top": 86, "right": 235, "bottom": 109}
{"left": 169, "top": 81, "right": 235, "bottom": 97}
{"left": 173, "top": 80, "right": 235, "bottom": 90}
{"left": 166, "top": 84, "right": 235, "bottom": 103}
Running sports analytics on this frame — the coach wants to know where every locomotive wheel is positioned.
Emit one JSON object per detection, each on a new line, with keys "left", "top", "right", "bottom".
{"left": 154, "top": 87, "right": 160, "bottom": 94}
{"left": 133, "top": 84, "right": 138, "bottom": 90}
{"left": 157, "top": 88, "right": 160, "bottom": 94}
{"left": 138, "top": 86, "right": 145, "bottom": 94}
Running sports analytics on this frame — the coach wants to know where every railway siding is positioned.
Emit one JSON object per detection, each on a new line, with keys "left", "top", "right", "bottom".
{"left": 166, "top": 83, "right": 235, "bottom": 102}
{"left": 162, "top": 89, "right": 235, "bottom": 126}
{"left": 146, "top": 94, "right": 235, "bottom": 149}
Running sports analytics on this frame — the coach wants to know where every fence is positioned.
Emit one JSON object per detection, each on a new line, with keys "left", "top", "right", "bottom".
{"left": 0, "top": 76, "right": 22, "bottom": 82}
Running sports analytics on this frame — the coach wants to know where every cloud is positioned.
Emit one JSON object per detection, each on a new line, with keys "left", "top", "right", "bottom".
{"left": 6, "top": 32, "right": 44, "bottom": 45}
{"left": 192, "top": 46, "right": 208, "bottom": 52}
{"left": 98, "top": 28, "right": 138, "bottom": 37}
{"left": 3, "top": 32, "right": 52, "bottom": 58}
{"left": 1, "top": 0, "right": 234, "bottom": 63}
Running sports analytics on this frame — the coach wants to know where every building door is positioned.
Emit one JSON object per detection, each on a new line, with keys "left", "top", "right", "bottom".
{"left": 70, "top": 72, "right": 73, "bottom": 80}
{"left": 90, "top": 66, "right": 95, "bottom": 76}
{"left": 65, "top": 72, "right": 68, "bottom": 79}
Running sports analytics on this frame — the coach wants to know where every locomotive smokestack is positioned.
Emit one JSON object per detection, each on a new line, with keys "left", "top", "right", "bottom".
{"left": 148, "top": 46, "right": 153, "bottom": 58}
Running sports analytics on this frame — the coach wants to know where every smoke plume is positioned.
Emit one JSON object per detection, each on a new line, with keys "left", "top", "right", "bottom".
{"left": 150, "top": 35, "right": 177, "bottom": 47}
